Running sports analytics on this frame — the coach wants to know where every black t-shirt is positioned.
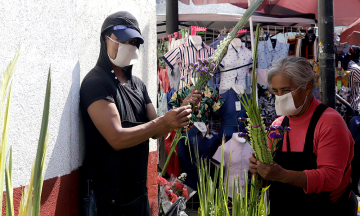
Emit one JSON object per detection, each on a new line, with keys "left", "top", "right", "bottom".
{"left": 80, "top": 68, "right": 152, "bottom": 180}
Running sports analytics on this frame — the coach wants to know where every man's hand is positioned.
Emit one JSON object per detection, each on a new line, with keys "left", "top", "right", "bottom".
{"left": 162, "top": 105, "right": 192, "bottom": 129}
{"left": 249, "top": 153, "right": 287, "bottom": 182}
{"left": 181, "top": 88, "right": 202, "bottom": 110}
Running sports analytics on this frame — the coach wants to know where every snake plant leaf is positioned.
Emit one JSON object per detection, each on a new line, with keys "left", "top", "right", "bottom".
{"left": 32, "top": 67, "right": 51, "bottom": 216}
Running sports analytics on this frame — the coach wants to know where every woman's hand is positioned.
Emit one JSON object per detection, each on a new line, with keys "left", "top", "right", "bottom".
{"left": 181, "top": 88, "right": 202, "bottom": 110}
{"left": 249, "top": 153, "right": 287, "bottom": 182}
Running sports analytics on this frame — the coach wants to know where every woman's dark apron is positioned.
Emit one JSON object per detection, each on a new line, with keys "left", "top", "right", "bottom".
{"left": 93, "top": 66, "right": 151, "bottom": 216}
{"left": 269, "top": 104, "right": 352, "bottom": 216}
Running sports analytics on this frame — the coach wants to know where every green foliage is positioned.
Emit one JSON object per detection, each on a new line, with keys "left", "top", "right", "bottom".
{"left": 196, "top": 138, "right": 270, "bottom": 216}
{"left": 160, "top": 0, "right": 265, "bottom": 176}
{"left": 0, "top": 48, "right": 51, "bottom": 216}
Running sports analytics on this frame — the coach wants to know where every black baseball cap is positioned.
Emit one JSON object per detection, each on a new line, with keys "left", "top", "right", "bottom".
{"left": 101, "top": 11, "right": 144, "bottom": 44}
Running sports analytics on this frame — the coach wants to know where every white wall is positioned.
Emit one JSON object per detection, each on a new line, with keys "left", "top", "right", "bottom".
{"left": 0, "top": 0, "right": 157, "bottom": 189}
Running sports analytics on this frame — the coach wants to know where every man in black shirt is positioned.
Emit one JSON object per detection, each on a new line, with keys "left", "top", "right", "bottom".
{"left": 80, "top": 11, "right": 202, "bottom": 216}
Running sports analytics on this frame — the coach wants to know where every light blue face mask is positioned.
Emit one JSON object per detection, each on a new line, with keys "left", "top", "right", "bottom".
{"left": 275, "top": 84, "right": 308, "bottom": 116}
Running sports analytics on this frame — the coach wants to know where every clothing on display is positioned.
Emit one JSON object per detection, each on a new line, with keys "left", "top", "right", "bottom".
{"left": 219, "top": 43, "right": 252, "bottom": 94}
{"left": 207, "top": 69, "right": 221, "bottom": 91}
{"left": 158, "top": 66, "right": 170, "bottom": 93}
{"left": 168, "top": 84, "right": 224, "bottom": 132}
{"left": 212, "top": 135, "right": 253, "bottom": 198}
{"left": 209, "top": 36, "right": 226, "bottom": 50}
{"left": 164, "top": 129, "right": 181, "bottom": 177}
{"left": 162, "top": 38, "right": 215, "bottom": 89}
{"left": 158, "top": 39, "right": 169, "bottom": 69}
{"left": 348, "top": 60, "right": 360, "bottom": 112}
{"left": 177, "top": 125, "right": 218, "bottom": 190}
{"left": 157, "top": 92, "right": 168, "bottom": 117}
{"left": 257, "top": 38, "right": 290, "bottom": 69}
{"left": 166, "top": 88, "right": 177, "bottom": 111}
{"left": 168, "top": 66, "right": 181, "bottom": 91}
{"left": 218, "top": 85, "right": 248, "bottom": 141}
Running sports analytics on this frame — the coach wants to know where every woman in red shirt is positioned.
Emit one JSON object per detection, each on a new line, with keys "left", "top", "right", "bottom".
{"left": 249, "top": 56, "right": 358, "bottom": 216}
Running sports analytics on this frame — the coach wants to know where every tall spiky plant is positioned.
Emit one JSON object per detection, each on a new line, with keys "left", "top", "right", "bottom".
{"left": 0, "top": 47, "right": 20, "bottom": 216}
{"left": 160, "top": 0, "right": 264, "bottom": 176}
{"left": 196, "top": 137, "right": 270, "bottom": 216}
{"left": 0, "top": 48, "right": 51, "bottom": 216}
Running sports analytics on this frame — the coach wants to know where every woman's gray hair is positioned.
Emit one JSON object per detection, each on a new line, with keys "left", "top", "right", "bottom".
{"left": 266, "top": 56, "right": 315, "bottom": 93}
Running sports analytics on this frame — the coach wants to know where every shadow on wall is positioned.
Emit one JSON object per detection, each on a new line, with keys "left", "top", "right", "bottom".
{"left": 40, "top": 61, "right": 83, "bottom": 215}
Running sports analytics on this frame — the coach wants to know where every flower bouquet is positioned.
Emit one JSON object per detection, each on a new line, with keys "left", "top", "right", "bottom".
{"left": 158, "top": 173, "right": 196, "bottom": 215}
{"left": 160, "top": 0, "right": 265, "bottom": 177}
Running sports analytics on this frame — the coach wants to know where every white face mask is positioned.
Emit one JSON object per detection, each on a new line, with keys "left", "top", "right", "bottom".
{"left": 107, "top": 36, "right": 139, "bottom": 67}
{"left": 275, "top": 84, "right": 308, "bottom": 116}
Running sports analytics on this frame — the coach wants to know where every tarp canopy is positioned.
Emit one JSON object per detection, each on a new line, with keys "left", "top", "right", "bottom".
{"left": 340, "top": 17, "right": 360, "bottom": 46}
{"left": 179, "top": 0, "right": 360, "bottom": 26}
{"left": 157, "top": 12, "right": 316, "bottom": 39}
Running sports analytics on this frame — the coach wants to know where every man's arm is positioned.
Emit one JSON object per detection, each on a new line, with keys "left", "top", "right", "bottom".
{"left": 146, "top": 103, "right": 169, "bottom": 139}
{"left": 87, "top": 99, "right": 192, "bottom": 151}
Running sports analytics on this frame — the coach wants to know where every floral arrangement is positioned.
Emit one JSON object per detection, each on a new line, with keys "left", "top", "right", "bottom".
{"left": 158, "top": 173, "right": 196, "bottom": 215}
{"left": 157, "top": 173, "right": 190, "bottom": 202}
{"left": 160, "top": 0, "right": 265, "bottom": 177}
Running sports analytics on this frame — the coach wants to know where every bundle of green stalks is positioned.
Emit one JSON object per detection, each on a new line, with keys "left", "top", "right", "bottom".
{"left": 196, "top": 137, "right": 270, "bottom": 216}
{"left": 160, "top": 0, "right": 265, "bottom": 177}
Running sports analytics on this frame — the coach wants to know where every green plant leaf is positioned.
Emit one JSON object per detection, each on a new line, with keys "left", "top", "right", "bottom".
{"left": 32, "top": 67, "right": 51, "bottom": 216}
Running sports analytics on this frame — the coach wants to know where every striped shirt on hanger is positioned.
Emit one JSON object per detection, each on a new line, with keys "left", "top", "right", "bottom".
{"left": 348, "top": 60, "right": 360, "bottom": 112}
{"left": 162, "top": 38, "right": 215, "bottom": 89}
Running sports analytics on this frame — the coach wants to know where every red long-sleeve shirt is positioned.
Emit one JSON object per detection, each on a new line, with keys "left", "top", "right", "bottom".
{"left": 271, "top": 98, "right": 354, "bottom": 202}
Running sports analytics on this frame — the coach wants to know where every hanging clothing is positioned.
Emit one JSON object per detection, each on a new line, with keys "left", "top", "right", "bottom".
{"left": 207, "top": 68, "right": 220, "bottom": 91}
{"left": 270, "top": 99, "right": 354, "bottom": 205}
{"left": 258, "top": 90, "right": 277, "bottom": 125}
{"left": 178, "top": 126, "right": 218, "bottom": 190}
{"left": 158, "top": 66, "right": 170, "bottom": 93}
{"left": 219, "top": 43, "right": 252, "bottom": 94}
{"left": 157, "top": 92, "right": 168, "bottom": 117}
{"left": 168, "top": 66, "right": 181, "bottom": 91}
{"left": 209, "top": 35, "right": 226, "bottom": 50}
{"left": 168, "top": 84, "right": 224, "bottom": 132}
{"left": 166, "top": 88, "right": 176, "bottom": 111}
{"left": 162, "top": 38, "right": 215, "bottom": 89}
{"left": 300, "top": 33, "right": 317, "bottom": 59}
{"left": 212, "top": 137, "right": 253, "bottom": 198}
{"left": 348, "top": 60, "right": 360, "bottom": 112}
{"left": 164, "top": 129, "right": 181, "bottom": 177}
{"left": 218, "top": 86, "right": 248, "bottom": 141}
{"left": 158, "top": 40, "right": 169, "bottom": 69}
{"left": 295, "top": 37, "right": 302, "bottom": 57}
{"left": 257, "top": 38, "right": 290, "bottom": 69}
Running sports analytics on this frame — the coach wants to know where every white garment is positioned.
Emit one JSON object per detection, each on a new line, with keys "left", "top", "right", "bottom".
{"left": 219, "top": 43, "right": 252, "bottom": 94}
{"left": 212, "top": 137, "right": 253, "bottom": 198}
{"left": 157, "top": 92, "right": 168, "bottom": 117}
{"left": 168, "top": 66, "right": 181, "bottom": 91}
{"left": 257, "top": 69, "right": 268, "bottom": 87}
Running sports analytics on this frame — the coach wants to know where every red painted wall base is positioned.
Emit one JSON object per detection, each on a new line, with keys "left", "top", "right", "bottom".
{"left": 2, "top": 151, "right": 158, "bottom": 216}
